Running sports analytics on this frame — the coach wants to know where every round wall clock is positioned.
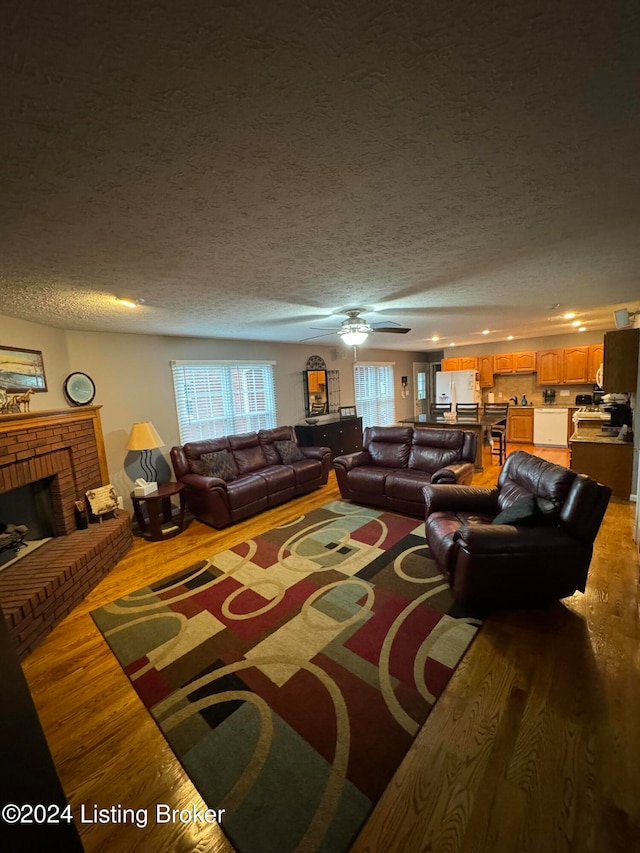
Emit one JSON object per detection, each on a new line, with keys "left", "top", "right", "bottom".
{"left": 63, "top": 372, "right": 96, "bottom": 406}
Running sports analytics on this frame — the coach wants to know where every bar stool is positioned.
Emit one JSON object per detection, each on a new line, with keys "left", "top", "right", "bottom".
{"left": 484, "top": 403, "right": 509, "bottom": 464}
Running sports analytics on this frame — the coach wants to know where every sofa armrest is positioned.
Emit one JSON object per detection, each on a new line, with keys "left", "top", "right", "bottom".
{"left": 333, "top": 451, "right": 371, "bottom": 472}
{"left": 179, "top": 472, "right": 228, "bottom": 491}
{"left": 454, "top": 524, "right": 570, "bottom": 554}
{"left": 431, "top": 461, "right": 475, "bottom": 486}
{"left": 423, "top": 485, "right": 499, "bottom": 515}
{"left": 299, "top": 445, "right": 330, "bottom": 462}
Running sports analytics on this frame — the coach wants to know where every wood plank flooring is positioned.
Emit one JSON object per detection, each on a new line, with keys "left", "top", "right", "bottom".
{"left": 19, "top": 445, "right": 640, "bottom": 852}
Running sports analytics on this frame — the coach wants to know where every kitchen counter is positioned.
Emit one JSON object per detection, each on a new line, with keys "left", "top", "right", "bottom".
{"left": 570, "top": 432, "right": 631, "bottom": 446}
{"left": 569, "top": 432, "right": 633, "bottom": 498}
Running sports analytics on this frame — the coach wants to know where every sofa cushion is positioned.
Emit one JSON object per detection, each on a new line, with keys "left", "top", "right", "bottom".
{"left": 364, "top": 426, "right": 413, "bottom": 468}
{"left": 408, "top": 428, "right": 465, "bottom": 473}
{"left": 225, "top": 474, "right": 267, "bottom": 509}
{"left": 386, "top": 470, "right": 434, "bottom": 502}
{"left": 258, "top": 426, "right": 296, "bottom": 465}
{"left": 274, "top": 439, "right": 305, "bottom": 464}
{"left": 198, "top": 449, "right": 239, "bottom": 482}
{"left": 497, "top": 450, "right": 576, "bottom": 513}
{"left": 229, "top": 432, "right": 268, "bottom": 474}
{"left": 184, "top": 437, "right": 232, "bottom": 474}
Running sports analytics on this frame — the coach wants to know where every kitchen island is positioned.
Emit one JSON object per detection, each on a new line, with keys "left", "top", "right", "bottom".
{"left": 569, "top": 433, "right": 633, "bottom": 499}
{"left": 399, "top": 410, "right": 506, "bottom": 471}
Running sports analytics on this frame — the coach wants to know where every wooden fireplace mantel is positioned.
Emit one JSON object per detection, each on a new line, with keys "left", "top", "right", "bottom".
{"left": 0, "top": 405, "right": 108, "bottom": 484}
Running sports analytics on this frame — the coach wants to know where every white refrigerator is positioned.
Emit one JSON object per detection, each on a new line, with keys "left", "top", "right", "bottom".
{"left": 435, "top": 370, "right": 481, "bottom": 405}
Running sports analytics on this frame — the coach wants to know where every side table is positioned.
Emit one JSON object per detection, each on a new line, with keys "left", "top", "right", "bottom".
{"left": 131, "top": 482, "right": 186, "bottom": 542}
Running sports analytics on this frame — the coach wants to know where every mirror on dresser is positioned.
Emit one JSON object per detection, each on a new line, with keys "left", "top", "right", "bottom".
{"left": 303, "top": 369, "right": 328, "bottom": 417}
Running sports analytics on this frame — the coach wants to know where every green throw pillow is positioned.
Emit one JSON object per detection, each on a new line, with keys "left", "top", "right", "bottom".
{"left": 274, "top": 439, "right": 305, "bottom": 464}
{"left": 200, "top": 449, "right": 238, "bottom": 482}
{"left": 492, "top": 495, "right": 541, "bottom": 526}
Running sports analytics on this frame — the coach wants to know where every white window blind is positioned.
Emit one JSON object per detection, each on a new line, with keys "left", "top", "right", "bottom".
{"left": 354, "top": 363, "right": 396, "bottom": 429}
{"left": 171, "top": 361, "right": 277, "bottom": 443}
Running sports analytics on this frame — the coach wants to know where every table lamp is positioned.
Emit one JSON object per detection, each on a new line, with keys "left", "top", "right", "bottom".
{"left": 126, "top": 421, "right": 164, "bottom": 482}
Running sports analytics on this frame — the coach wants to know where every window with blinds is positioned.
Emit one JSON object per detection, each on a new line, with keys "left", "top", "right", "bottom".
{"left": 171, "top": 361, "right": 277, "bottom": 443}
{"left": 353, "top": 363, "right": 396, "bottom": 429}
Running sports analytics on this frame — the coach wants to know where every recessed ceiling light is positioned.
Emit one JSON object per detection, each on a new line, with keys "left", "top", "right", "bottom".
{"left": 431, "top": 335, "right": 440, "bottom": 342}
{"left": 115, "top": 297, "right": 144, "bottom": 308}
{"left": 571, "top": 320, "right": 581, "bottom": 327}
{"left": 564, "top": 312, "right": 576, "bottom": 320}
{"left": 578, "top": 326, "right": 586, "bottom": 332}
{"left": 482, "top": 329, "right": 490, "bottom": 335}
{"left": 449, "top": 342, "right": 456, "bottom": 347}
{"left": 507, "top": 335, "right": 514, "bottom": 340}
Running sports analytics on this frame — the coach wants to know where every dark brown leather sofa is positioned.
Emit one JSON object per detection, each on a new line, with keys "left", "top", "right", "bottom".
{"left": 423, "top": 450, "right": 611, "bottom": 611}
{"left": 171, "top": 426, "right": 331, "bottom": 528}
{"left": 333, "top": 425, "right": 477, "bottom": 517}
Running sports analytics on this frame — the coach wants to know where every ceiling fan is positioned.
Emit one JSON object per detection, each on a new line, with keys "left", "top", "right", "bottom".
{"left": 302, "top": 309, "right": 411, "bottom": 345}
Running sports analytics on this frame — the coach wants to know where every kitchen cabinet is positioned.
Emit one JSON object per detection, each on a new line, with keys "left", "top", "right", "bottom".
{"left": 441, "top": 356, "right": 478, "bottom": 371}
{"left": 603, "top": 328, "right": 639, "bottom": 392}
{"left": 512, "top": 351, "right": 536, "bottom": 372}
{"left": 494, "top": 353, "right": 513, "bottom": 374}
{"left": 441, "top": 357, "right": 460, "bottom": 371}
{"left": 507, "top": 407, "right": 534, "bottom": 444}
{"left": 478, "top": 355, "right": 494, "bottom": 388}
{"left": 295, "top": 417, "right": 363, "bottom": 459}
{"left": 562, "top": 346, "right": 590, "bottom": 384}
{"left": 588, "top": 344, "right": 604, "bottom": 382}
{"left": 494, "top": 352, "right": 535, "bottom": 374}
{"left": 459, "top": 356, "right": 478, "bottom": 371}
{"left": 570, "top": 437, "right": 633, "bottom": 498}
{"left": 536, "top": 349, "right": 563, "bottom": 384}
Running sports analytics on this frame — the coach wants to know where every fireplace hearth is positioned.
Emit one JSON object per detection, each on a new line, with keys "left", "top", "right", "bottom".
{"left": 0, "top": 407, "right": 132, "bottom": 658}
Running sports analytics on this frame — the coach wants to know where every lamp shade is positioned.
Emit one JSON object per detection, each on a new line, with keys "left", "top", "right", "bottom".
{"left": 340, "top": 329, "right": 369, "bottom": 346}
{"left": 126, "top": 421, "right": 164, "bottom": 451}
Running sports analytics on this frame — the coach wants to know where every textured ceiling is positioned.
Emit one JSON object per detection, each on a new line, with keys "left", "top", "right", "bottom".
{"left": 2, "top": 0, "right": 639, "bottom": 351}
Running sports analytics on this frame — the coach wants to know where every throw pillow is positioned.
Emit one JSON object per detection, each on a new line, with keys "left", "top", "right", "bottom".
{"left": 200, "top": 449, "right": 238, "bottom": 482}
{"left": 492, "top": 494, "right": 541, "bottom": 526}
{"left": 274, "top": 439, "right": 305, "bottom": 464}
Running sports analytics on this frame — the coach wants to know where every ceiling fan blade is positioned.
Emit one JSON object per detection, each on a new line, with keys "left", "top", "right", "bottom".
{"left": 371, "top": 324, "right": 412, "bottom": 334}
{"left": 299, "top": 332, "right": 337, "bottom": 342}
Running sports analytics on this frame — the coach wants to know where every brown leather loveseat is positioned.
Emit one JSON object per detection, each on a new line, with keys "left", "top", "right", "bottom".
{"left": 171, "top": 426, "right": 331, "bottom": 528}
{"left": 423, "top": 450, "right": 611, "bottom": 611}
{"left": 333, "top": 425, "right": 477, "bottom": 517}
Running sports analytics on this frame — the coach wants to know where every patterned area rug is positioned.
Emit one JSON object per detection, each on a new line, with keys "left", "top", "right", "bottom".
{"left": 92, "top": 501, "right": 481, "bottom": 853}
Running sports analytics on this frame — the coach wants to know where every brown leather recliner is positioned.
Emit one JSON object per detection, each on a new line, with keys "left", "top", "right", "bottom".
{"left": 423, "top": 450, "right": 611, "bottom": 611}
{"left": 333, "top": 425, "right": 477, "bottom": 517}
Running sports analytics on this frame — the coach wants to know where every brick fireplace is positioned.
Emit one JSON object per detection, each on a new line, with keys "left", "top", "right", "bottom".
{"left": 0, "top": 406, "right": 132, "bottom": 658}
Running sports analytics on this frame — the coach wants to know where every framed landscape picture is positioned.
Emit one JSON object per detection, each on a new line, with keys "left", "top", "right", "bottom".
{"left": 0, "top": 346, "right": 48, "bottom": 392}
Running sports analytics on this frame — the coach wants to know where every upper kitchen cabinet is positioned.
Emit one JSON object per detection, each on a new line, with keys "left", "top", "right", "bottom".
{"left": 493, "top": 353, "right": 513, "bottom": 374}
{"left": 512, "top": 351, "right": 536, "bottom": 372}
{"left": 536, "top": 349, "right": 563, "bottom": 384}
{"left": 494, "top": 352, "right": 535, "bottom": 374}
{"left": 588, "top": 343, "right": 604, "bottom": 382}
{"left": 562, "top": 346, "right": 590, "bottom": 384}
{"left": 441, "top": 356, "right": 478, "bottom": 371}
{"left": 441, "top": 357, "right": 459, "bottom": 371}
{"left": 478, "top": 355, "right": 494, "bottom": 387}
{"left": 603, "top": 328, "right": 639, "bottom": 392}
{"left": 459, "top": 356, "right": 479, "bottom": 371}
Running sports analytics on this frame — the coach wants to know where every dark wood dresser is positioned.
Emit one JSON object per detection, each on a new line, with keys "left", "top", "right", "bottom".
{"left": 295, "top": 417, "right": 363, "bottom": 459}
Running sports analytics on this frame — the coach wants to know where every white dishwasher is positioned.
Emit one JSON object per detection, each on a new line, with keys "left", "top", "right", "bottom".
{"left": 533, "top": 407, "right": 568, "bottom": 447}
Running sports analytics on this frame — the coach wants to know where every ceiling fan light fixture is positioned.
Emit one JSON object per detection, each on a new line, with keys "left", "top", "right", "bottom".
{"left": 338, "top": 313, "right": 371, "bottom": 346}
{"left": 339, "top": 327, "right": 369, "bottom": 346}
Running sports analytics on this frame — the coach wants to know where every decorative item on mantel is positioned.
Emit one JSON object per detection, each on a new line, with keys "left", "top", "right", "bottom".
{"left": 126, "top": 421, "right": 165, "bottom": 482}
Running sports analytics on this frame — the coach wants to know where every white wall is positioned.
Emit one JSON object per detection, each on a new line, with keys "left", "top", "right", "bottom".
{"left": 0, "top": 314, "right": 423, "bottom": 511}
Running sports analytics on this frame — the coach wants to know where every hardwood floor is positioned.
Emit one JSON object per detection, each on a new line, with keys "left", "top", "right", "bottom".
{"left": 20, "top": 445, "right": 639, "bottom": 852}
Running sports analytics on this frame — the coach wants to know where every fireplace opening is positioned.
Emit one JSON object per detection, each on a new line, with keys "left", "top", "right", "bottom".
{"left": 0, "top": 477, "right": 56, "bottom": 571}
